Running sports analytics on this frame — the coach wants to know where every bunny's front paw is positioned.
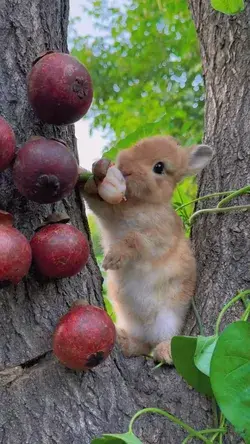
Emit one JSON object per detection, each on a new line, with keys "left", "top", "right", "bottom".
{"left": 92, "top": 158, "right": 111, "bottom": 181}
{"left": 103, "top": 249, "right": 127, "bottom": 270}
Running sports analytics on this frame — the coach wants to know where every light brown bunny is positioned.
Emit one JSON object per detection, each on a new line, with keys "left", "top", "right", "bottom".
{"left": 80, "top": 136, "right": 213, "bottom": 363}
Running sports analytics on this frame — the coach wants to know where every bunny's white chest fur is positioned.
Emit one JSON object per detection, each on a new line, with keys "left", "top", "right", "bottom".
{"left": 117, "top": 261, "right": 183, "bottom": 343}
{"left": 121, "top": 262, "right": 167, "bottom": 313}
{"left": 121, "top": 258, "right": 181, "bottom": 313}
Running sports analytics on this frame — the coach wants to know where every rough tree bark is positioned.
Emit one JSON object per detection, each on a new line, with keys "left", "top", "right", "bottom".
{"left": 0, "top": 1, "right": 249, "bottom": 443}
{"left": 188, "top": 1, "right": 250, "bottom": 334}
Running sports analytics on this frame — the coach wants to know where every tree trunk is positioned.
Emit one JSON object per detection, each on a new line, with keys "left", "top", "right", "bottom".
{"left": 188, "top": 1, "right": 250, "bottom": 332}
{"left": 1, "top": 1, "right": 249, "bottom": 443}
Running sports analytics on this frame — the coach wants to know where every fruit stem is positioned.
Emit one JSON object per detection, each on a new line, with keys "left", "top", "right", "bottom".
{"left": 0, "top": 210, "right": 14, "bottom": 227}
{"left": 71, "top": 299, "right": 89, "bottom": 309}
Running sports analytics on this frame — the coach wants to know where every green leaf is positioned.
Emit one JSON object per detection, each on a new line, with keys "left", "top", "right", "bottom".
{"left": 105, "top": 118, "right": 167, "bottom": 160}
{"left": 91, "top": 437, "right": 124, "bottom": 443}
{"left": 194, "top": 335, "right": 218, "bottom": 376}
{"left": 103, "top": 432, "right": 142, "bottom": 443}
{"left": 91, "top": 439, "right": 108, "bottom": 444}
{"left": 103, "top": 295, "right": 116, "bottom": 322}
{"left": 171, "top": 336, "right": 213, "bottom": 396}
{"left": 211, "top": 0, "right": 245, "bottom": 14}
{"left": 211, "top": 321, "right": 250, "bottom": 441}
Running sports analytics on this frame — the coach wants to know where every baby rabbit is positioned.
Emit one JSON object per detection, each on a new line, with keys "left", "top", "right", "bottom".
{"left": 80, "top": 136, "right": 213, "bottom": 363}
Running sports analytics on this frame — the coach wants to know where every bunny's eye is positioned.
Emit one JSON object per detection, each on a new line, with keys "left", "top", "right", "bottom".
{"left": 153, "top": 162, "right": 165, "bottom": 175}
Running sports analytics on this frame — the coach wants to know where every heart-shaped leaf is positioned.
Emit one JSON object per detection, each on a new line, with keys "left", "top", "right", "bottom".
{"left": 211, "top": 0, "right": 245, "bottom": 14}
{"left": 210, "top": 321, "right": 250, "bottom": 441}
{"left": 103, "top": 432, "right": 142, "bottom": 443}
{"left": 171, "top": 336, "right": 213, "bottom": 396}
{"left": 194, "top": 335, "right": 218, "bottom": 376}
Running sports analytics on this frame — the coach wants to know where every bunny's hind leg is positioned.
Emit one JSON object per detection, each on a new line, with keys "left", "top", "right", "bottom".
{"left": 149, "top": 308, "right": 185, "bottom": 365}
{"left": 116, "top": 327, "right": 151, "bottom": 357}
{"left": 150, "top": 273, "right": 195, "bottom": 364}
{"left": 107, "top": 276, "right": 151, "bottom": 357}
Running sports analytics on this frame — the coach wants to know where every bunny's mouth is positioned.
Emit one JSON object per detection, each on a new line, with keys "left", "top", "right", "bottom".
{"left": 118, "top": 170, "right": 132, "bottom": 181}
{"left": 123, "top": 173, "right": 131, "bottom": 180}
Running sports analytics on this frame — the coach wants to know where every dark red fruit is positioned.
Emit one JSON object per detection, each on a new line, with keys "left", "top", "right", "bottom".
{"left": 0, "top": 116, "right": 15, "bottom": 171}
{"left": 28, "top": 51, "right": 93, "bottom": 125}
{"left": 30, "top": 223, "right": 90, "bottom": 278}
{"left": 53, "top": 304, "right": 116, "bottom": 370}
{"left": 12, "top": 137, "right": 78, "bottom": 203}
{"left": 0, "top": 225, "right": 32, "bottom": 284}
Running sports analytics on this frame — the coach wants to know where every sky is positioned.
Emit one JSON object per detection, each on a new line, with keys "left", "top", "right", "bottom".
{"left": 69, "top": 0, "right": 106, "bottom": 170}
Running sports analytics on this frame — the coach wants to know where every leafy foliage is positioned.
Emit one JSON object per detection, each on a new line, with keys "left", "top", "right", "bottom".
{"left": 211, "top": 0, "right": 245, "bottom": 14}
{"left": 104, "top": 117, "right": 170, "bottom": 160}
{"left": 71, "top": 0, "right": 204, "bottom": 146}
{"left": 172, "top": 176, "right": 197, "bottom": 237}
{"left": 171, "top": 336, "right": 213, "bottom": 396}
{"left": 211, "top": 321, "right": 250, "bottom": 441}
{"left": 194, "top": 335, "right": 218, "bottom": 377}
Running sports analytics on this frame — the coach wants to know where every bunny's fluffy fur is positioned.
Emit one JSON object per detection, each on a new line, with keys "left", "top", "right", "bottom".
{"left": 81, "top": 136, "right": 213, "bottom": 363}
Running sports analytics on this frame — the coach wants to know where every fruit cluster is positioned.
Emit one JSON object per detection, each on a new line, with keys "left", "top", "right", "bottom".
{"left": 0, "top": 51, "right": 115, "bottom": 371}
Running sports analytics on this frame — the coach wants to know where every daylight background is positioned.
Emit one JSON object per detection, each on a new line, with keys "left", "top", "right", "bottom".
{"left": 68, "top": 0, "right": 205, "bottom": 275}
{"left": 69, "top": 0, "right": 106, "bottom": 169}
{"left": 69, "top": 0, "right": 204, "bottom": 166}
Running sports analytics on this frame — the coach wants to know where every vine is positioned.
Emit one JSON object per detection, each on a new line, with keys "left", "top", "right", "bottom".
{"left": 92, "top": 290, "right": 250, "bottom": 443}
{"left": 92, "top": 184, "right": 250, "bottom": 444}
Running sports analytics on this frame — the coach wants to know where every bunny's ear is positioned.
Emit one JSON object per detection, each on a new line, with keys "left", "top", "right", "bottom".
{"left": 186, "top": 144, "right": 213, "bottom": 175}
